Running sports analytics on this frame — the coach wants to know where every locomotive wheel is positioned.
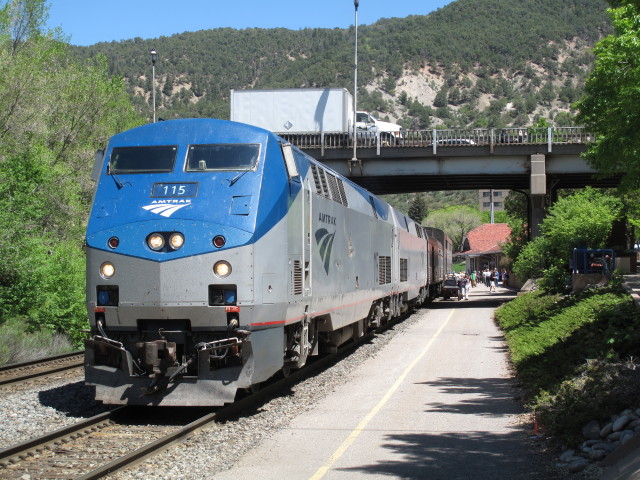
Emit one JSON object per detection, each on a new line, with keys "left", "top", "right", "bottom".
{"left": 281, "top": 365, "right": 292, "bottom": 378}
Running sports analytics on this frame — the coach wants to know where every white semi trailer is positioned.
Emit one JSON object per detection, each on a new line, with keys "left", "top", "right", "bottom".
{"left": 230, "top": 87, "right": 403, "bottom": 142}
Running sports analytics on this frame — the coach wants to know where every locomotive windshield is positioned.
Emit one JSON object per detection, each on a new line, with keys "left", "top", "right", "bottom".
{"left": 186, "top": 144, "right": 260, "bottom": 171}
{"left": 109, "top": 146, "right": 177, "bottom": 174}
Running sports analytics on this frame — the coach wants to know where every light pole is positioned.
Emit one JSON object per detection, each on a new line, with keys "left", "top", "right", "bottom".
{"left": 150, "top": 49, "right": 157, "bottom": 123}
{"left": 352, "top": 0, "right": 359, "bottom": 164}
{"left": 490, "top": 188, "right": 495, "bottom": 224}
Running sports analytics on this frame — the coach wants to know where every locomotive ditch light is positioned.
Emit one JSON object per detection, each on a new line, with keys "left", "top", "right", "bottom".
{"left": 213, "top": 235, "right": 226, "bottom": 248}
{"left": 147, "top": 233, "right": 165, "bottom": 251}
{"left": 169, "top": 232, "right": 184, "bottom": 250}
{"left": 214, "top": 261, "right": 232, "bottom": 278}
{"left": 100, "top": 262, "right": 115, "bottom": 279}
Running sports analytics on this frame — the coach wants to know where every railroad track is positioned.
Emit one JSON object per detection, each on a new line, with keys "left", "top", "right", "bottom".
{"left": 0, "top": 406, "right": 215, "bottom": 479}
{"left": 0, "top": 348, "right": 359, "bottom": 479}
{"left": 0, "top": 351, "right": 85, "bottom": 387}
{"left": 0, "top": 312, "right": 410, "bottom": 479}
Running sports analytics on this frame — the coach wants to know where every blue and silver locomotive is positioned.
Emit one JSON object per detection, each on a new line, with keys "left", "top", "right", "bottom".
{"left": 84, "top": 119, "right": 451, "bottom": 406}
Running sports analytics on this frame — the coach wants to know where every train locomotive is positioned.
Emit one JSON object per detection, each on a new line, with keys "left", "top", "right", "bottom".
{"left": 84, "top": 118, "right": 452, "bottom": 406}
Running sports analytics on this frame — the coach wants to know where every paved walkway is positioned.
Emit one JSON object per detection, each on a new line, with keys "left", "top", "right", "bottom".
{"left": 212, "top": 288, "right": 555, "bottom": 480}
{"left": 622, "top": 273, "right": 640, "bottom": 308}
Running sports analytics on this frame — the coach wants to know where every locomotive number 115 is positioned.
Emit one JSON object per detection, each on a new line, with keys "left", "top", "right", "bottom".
{"left": 151, "top": 183, "right": 198, "bottom": 198}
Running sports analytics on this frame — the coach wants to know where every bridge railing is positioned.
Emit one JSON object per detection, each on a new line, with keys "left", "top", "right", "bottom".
{"left": 278, "top": 127, "right": 595, "bottom": 155}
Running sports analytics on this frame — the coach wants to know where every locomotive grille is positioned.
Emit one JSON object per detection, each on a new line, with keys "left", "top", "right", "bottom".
{"left": 337, "top": 178, "right": 349, "bottom": 206}
{"left": 378, "top": 256, "right": 391, "bottom": 285}
{"left": 310, "top": 163, "right": 323, "bottom": 196}
{"left": 326, "top": 173, "right": 341, "bottom": 203}
{"left": 400, "top": 258, "right": 408, "bottom": 282}
{"left": 292, "top": 260, "right": 303, "bottom": 295}
{"left": 319, "top": 168, "right": 330, "bottom": 199}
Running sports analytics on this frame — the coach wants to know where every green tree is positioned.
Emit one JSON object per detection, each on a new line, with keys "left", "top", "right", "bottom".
{"left": 0, "top": 0, "right": 141, "bottom": 344}
{"left": 511, "top": 188, "right": 623, "bottom": 291}
{"left": 433, "top": 85, "right": 448, "bottom": 108}
{"left": 480, "top": 210, "right": 510, "bottom": 223}
{"left": 424, "top": 206, "right": 482, "bottom": 252}
{"left": 408, "top": 194, "right": 427, "bottom": 223}
{"left": 500, "top": 190, "right": 531, "bottom": 268}
{"left": 576, "top": 0, "right": 640, "bottom": 191}
{"left": 448, "top": 86, "right": 462, "bottom": 106}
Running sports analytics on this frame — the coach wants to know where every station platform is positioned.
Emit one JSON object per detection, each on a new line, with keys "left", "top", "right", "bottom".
{"left": 211, "top": 288, "right": 556, "bottom": 479}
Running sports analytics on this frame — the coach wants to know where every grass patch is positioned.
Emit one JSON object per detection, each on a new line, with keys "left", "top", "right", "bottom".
{"left": 0, "top": 318, "right": 74, "bottom": 365}
{"left": 452, "top": 262, "right": 466, "bottom": 273}
{"left": 495, "top": 285, "right": 640, "bottom": 443}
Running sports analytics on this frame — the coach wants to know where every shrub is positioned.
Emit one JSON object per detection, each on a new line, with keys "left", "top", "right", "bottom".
{"left": 535, "top": 358, "right": 640, "bottom": 444}
{"left": 495, "top": 285, "right": 640, "bottom": 444}
{"left": 0, "top": 318, "right": 74, "bottom": 365}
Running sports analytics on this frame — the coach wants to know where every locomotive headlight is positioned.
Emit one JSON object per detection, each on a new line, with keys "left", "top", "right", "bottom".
{"left": 214, "top": 261, "right": 232, "bottom": 278}
{"left": 147, "top": 233, "right": 165, "bottom": 251}
{"left": 169, "top": 233, "right": 184, "bottom": 250}
{"left": 100, "top": 262, "right": 115, "bottom": 279}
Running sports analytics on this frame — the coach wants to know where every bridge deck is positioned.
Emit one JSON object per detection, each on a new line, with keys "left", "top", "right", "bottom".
{"left": 279, "top": 127, "right": 616, "bottom": 194}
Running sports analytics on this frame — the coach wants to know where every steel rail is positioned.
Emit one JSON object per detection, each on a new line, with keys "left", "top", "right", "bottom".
{"left": 0, "top": 353, "right": 85, "bottom": 386}
{"left": 0, "top": 407, "right": 125, "bottom": 462}
{"left": 0, "top": 309, "right": 414, "bottom": 479}
{"left": 76, "top": 410, "right": 218, "bottom": 480}
{"left": 75, "top": 324, "right": 388, "bottom": 479}
{"left": 0, "top": 350, "right": 83, "bottom": 372}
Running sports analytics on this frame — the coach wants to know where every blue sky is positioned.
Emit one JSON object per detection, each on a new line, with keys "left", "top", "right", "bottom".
{"left": 47, "top": 0, "right": 453, "bottom": 46}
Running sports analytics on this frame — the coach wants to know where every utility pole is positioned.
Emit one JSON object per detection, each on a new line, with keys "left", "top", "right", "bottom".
{"left": 150, "top": 49, "right": 157, "bottom": 123}
{"left": 352, "top": 0, "right": 359, "bottom": 167}
{"left": 490, "top": 188, "right": 495, "bottom": 224}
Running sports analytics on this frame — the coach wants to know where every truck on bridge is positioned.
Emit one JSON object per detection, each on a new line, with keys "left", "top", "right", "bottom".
{"left": 229, "top": 87, "right": 403, "bottom": 144}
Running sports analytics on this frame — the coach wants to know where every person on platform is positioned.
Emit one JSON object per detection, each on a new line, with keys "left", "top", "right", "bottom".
{"left": 464, "top": 275, "right": 471, "bottom": 300}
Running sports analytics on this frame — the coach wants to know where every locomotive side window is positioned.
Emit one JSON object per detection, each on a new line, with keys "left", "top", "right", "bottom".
{"left": 186, "top": 144, "right": 260, "bottom": 171}
{"left": 368, "top": 195, "right": 379, "bottom": 219}
{"left": 109, "top": 146, "right": 177, "bottom": 174}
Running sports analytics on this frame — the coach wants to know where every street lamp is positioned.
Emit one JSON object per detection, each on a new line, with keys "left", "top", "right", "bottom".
{"left": 150, "top": 49, "right": 157, "bottom": 123}
{"left": 352, "top": 0, "right": 359, "bottom": 164}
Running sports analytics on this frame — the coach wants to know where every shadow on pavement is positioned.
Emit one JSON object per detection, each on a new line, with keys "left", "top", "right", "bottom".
{"left": 335, "top": 429, "right": 566, "bottom": 479}
{"left": 419, "top": 376, "right": 522, "bottom": 417}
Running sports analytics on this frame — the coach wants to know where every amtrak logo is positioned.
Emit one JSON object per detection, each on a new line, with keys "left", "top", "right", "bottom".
{"left": 315, "top": 228, "right": 335, "bottom": 274}
{"left": 142, "top": 200, "right": 191, "bottom": 217}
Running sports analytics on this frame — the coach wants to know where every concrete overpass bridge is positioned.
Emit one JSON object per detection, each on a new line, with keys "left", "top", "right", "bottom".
{"left": 281, "top": 126, "right": 616, "bottom": 193}
{"left": 280, "top": 126, "right": 619, "bottom": 237}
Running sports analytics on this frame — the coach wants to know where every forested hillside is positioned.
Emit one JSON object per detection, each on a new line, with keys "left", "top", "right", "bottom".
{"left": 72, "top": 0, "right": 611, "bottom": 128}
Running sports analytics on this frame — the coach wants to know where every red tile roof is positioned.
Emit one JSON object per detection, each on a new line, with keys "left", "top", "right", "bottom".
{"left": 460, "top": 223, "right": 511, "bottom": 254}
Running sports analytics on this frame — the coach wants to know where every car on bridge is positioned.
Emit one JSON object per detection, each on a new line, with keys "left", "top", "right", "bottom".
{"left": 435, "top": 139, "right": 476, "bottom": 146}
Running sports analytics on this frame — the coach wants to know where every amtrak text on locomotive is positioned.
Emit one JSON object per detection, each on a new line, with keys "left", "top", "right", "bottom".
{"left": 318, "top": 213, "right": 337, "bottom": 225}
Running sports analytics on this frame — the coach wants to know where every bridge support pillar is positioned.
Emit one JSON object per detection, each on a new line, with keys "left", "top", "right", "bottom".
{"left": 349, "top": 157, "right": 362, "bottom": 175}
{"left": 530, "top": 154, "right": 547, "bottom": 239}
